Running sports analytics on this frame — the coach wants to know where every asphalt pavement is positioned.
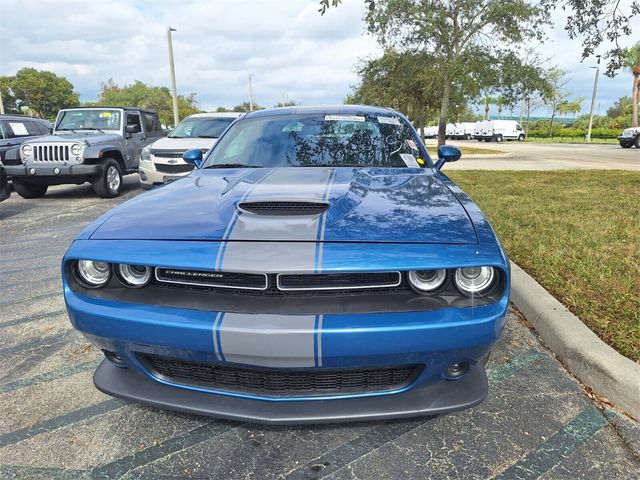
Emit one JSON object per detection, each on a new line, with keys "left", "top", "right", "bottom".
{"left": 429, "top": 140, "right": 640, "bottom": 170}
{"left": 1, "top": 176, "right": 639, "bottom": 479}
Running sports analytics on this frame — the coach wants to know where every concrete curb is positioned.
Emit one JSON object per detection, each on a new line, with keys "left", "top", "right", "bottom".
{"left": 509, "top": 261, "right": 640, "bottom": 420}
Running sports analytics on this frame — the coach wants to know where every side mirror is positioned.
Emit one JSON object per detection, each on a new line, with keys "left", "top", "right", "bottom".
{"left": 126, "top": 125, "right": 139, "bottom": 134}
{"left": 183, "top": 148, "right": 203, "bottom": 168}
{"left": 434, "top": 145, "right": 461, "bottom": 170}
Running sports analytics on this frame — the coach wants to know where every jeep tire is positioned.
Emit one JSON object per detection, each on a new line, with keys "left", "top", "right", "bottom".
{"left": 12, "top": 179, "right": 48, "bottom": 199}
{"left": 93, "top": 159, "right": 123, "bottom": 198}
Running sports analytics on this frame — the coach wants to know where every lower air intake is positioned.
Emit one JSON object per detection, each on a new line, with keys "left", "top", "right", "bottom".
{"left": 141, "top": 354, "right": 422, "bottom": 397}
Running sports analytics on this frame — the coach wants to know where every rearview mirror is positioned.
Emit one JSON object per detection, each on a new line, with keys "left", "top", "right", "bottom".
{"left": 435, "top": 145, "right": 461, "bottom": 170}
{"left": 183, "top": 148, "right": 203, "bottom": 168}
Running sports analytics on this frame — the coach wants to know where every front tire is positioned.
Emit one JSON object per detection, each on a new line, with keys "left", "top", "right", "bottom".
{"left": 12, "top": 179, "right": 48, "bottom": 199}
{"left": 518, "top": 134, "right": 525, "bottom": 141}
{"left": 635, "top": 136, "right": 640, "bottom": 148}
{"left": 495, "top": 134, "right": 503, "bottom": 143}
{"left": 93, "top": 159, "right": 123, "bottom": 198}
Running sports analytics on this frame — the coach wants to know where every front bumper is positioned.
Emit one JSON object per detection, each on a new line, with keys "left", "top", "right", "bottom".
{"left": 95, "top": 358, "right": 487, "bottom": 424}
{"left": 4, "top": 163, "right": 104, "bottom": 184}
{"left": 618, "top": 137, "right": 637, "bottom": 147}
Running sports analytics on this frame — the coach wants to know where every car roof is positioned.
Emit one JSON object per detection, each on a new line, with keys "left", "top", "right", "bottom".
{"left": 243, "top": 105, "right": 399, "bottom": 119}
{"left": 0, "top": 114, "right": 50, "bottom": 122}
{"left": 186, "top": 112, "right": 243, "bottom": 119}
{"left": 57, "top": 106, "right": 158, "bottom": 114}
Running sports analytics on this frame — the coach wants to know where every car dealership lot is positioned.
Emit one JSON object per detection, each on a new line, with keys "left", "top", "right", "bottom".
{"left": 1, "top": 179, "right": 639, "bottom": 479}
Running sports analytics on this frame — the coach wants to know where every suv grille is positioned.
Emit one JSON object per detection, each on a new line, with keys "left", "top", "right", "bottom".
{"left": 141, "top": 354, "right": 421, "bottom": 397}
{"left": 155, "top": 163, "right": 194, "bottom": 174}
{"left": 33, "top": 144, "right": 70, "bottom": 162}
{"left": 239, "top": 201, "right": 329, "bottom": 216}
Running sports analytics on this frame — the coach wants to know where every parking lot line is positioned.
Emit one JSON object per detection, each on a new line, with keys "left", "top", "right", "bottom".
{"left": 0, "top": 360, "right": 97, "bottom": 394}
{"left": 0, "top": 330, "right": 77, "bottom": 357}
{"left": 493, "top": 405, "right": 608, "bottom": 479}
{"left": 0, "top": 309, "right": 67, "bottom": 329}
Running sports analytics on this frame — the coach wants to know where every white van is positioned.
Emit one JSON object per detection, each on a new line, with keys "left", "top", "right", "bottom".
{"left": 458, "top": 122, "right": 476, "bottom": 140}
{"left": 474, "top": 121, "right": 490, "bottom": 140}
{"left": 423, "top": 125, "right": 438, "bottom": 139}
{"left": 477, "top": 120, "right": 526, "bottom": 142}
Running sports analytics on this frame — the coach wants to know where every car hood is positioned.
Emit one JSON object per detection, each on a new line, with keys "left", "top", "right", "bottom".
{"left": 27, "top": 133, "right": 121, "bottom": 146}
{"left": 90, "top": 167, "right": 477, "bottom": 244}
{"left": 151, "top": 136, "right": 217, "bottom": 151}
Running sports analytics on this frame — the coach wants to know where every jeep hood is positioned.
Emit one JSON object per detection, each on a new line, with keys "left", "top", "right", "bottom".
{"left": 28, "top": 133, "right": 121, "bottom": 146}
{"left": 90, "top": 167, "right": 478, "bottom": 244}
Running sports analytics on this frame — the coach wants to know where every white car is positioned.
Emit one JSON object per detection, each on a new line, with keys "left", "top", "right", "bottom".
{"left": 476, "top": 120, "right": 525, "bottom": 142}
{"left": 138, "top": 112, "right": 242, "bottom": 188}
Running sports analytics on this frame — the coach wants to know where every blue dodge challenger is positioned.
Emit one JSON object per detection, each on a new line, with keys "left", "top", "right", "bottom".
{"left": 63, "top": 106, "right": 509, "bottom": 423}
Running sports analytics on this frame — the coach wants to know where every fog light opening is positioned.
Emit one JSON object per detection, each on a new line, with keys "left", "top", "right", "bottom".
{"left": 445, "top": 362, "right": 469, "bottom": 379}
{"left": 103, "top": 350, "right": 127, "bottom": 367}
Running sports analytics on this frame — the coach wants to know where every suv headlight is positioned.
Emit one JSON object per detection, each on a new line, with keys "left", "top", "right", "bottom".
{"left": 141, "top": 146, "right": 151, "bottom": 161}
{"left": 70, "top": 143, "right": 83, "bottom": 156}
{"left": 454, "top": 267, "right": 496, "bottom": 295}
{"left": 21, "top": 144, "right": 32, "bottom": 157}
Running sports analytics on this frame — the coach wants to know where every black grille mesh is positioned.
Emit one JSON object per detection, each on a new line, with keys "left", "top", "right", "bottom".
{"left": 156, "top": 163, "right": 194, "bottom": 174}
{"left": 142, "top": 355, "right": 421, "bottom": 397}
{"left": 239, "top": 201, "right": 329, "bottom": 216}
{"left": 279, "top": 272, "right": 400, "bottom": 290}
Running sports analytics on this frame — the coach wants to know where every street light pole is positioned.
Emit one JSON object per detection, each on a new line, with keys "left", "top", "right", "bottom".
{"left": 167, "top": 27, "right": 180, "bottom": 128}
{"left": 586, "top": 56, "right": 601, "bottom": 143}
{"left": 248, "top": 74, "right": 254, "bottom": 112}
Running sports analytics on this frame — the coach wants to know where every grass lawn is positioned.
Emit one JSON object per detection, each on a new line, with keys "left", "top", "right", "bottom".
{"left": 424, "top": 144, "right": 505, "bottom": 155}
{"left": 448, "top": 170, "right": 640, "bottom": 362}
{"left": 525, "top": 137, "right": 618, "bottom": 145}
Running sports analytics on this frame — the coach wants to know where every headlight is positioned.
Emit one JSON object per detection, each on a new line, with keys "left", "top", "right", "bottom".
{"left": 454, "top": 266, "right": 495, "bottom": 295}
{"left": 408, "top": 269, "right": 447, "bottom": 293}
{"left": 116, "top": 264, "right": 151, "bottom": 288}
{"left": 21, "top": 144, "right": 32, "bottom": 156}
{"left": 141, "top": 146, "right": 151, "bottom": 161}
{"left": 70, "top": 143, "right": 83, "bottom": 156}
{"left": 76, "top": 260, "right": 111, "bottom": 288}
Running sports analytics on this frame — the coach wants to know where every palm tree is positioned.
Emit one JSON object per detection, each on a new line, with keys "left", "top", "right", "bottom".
{"left": 624, "top": 42, "right": 640, "bottom": 128}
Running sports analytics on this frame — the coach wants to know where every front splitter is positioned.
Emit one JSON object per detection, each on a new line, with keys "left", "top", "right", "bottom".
{"left": 94, "top": 359, "right": 488, "bottom": 425}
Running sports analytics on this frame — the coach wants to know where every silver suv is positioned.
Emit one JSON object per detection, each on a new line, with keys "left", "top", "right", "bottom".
{"left": 4, "top": 107, "right": 163, "bottom": 198}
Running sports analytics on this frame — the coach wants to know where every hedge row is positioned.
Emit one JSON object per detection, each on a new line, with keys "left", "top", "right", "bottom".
{"left": 526, "top": 128, "right": 620, "bottom": 139}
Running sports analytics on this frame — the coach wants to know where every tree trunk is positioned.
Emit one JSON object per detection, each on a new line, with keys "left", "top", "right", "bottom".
{"left": 632, "top": 74, "right": 639, "bottom": 128}
{"left": 437, "top": 82, "right": 451, "bottom": 147}
{"left": 549, "top": 110, "right": 556, "bottom": 137}
{"left": 483, "top": 98, "right": 489, "bottom": 121}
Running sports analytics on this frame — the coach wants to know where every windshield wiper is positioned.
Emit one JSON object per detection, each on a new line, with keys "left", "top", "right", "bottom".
{"left": 196, "top": 135, "right": 218, "bottom": 138}
{"left": 204, "top": 163, "right": 262, "bottom": 169}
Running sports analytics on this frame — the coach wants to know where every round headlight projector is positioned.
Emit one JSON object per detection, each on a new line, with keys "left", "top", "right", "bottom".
{"left": 76, "top": 260, "right": 111, "bottom": 288}
{"left": 116, "top": 264, "right": 151, "bottom": 288}
{"left": 21, "top": 144, "right": 32, "bottom": 156}
{"left": 70, "top": 143, "right": 83, "bottom": 156}
{"left": 454, "top": 266, "right": 495, "bottom": 295}
{"left": 408, "top": 269, "right": 447, "bottom": 293}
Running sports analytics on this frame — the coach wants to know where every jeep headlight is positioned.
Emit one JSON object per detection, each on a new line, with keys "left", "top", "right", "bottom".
{"left": 141, "top": 146, "right": 151, "bottom": 161}
{"left": 70, "top": 143, "right": 83, "bottom": 156}
{"left": 21, "top": 144, "right": 32, "bottom": 157}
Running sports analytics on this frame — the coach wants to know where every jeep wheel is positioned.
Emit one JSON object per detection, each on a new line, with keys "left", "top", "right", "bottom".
{"left": 12, "top": 180, "right": 48, "bottom": 199}
{"left": 93, "top": 159, "right": 123, "bottom": 198}
{"left": 635, "top": 136, "right": 640, "bottom": 148}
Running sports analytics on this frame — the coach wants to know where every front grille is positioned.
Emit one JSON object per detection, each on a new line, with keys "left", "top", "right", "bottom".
{"left": 155, "top": 268, "right": 267, "bottom": 290}
{"left": 152, "top": 150, "right": 184, "bottom": 158}
{"left": 278, "top": 272, "right": 401, "bottom": 291}
{"left": 154, "top": 269, "right": 405, "bottom": 294}
{"left": 33, "top": 144, "right": 70, "bottom": 162}
{"left": 155, "top": 163, "right": 194, "bottom": 174}
{"left": 239, "top": 201, "right": 329, "bottom": 216}
{"left": 141, "top": 354, "right": 422, "bottom": 397}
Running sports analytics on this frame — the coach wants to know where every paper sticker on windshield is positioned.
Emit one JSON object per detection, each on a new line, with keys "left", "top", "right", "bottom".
{"left": 325, "top": 115, "right": 365, "bottom": 122}
{"left": 377, "top": 116, "right": 401, "bottom": 125}
{"left": 400, "top": 153, "right": 420, "bottom": 168}
{"left": 9, "top": 123, "right": 28, "bottom": 135}
{"left": 406, "top": 139, "right": 418, "bottom": 150}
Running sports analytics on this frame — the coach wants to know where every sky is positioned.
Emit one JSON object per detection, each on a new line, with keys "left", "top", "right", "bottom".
{"left": 0, "top": 0, "right": 638, "bottom": 118}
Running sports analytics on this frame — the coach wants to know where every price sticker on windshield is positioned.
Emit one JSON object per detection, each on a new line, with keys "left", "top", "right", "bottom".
{"left": 325, "top": 115, "right": 365, "bottom": 122}
{"left": 400, "top": 154, "right": 420, "bottom": 168}
{"left": 377, "top": 116, "right": 401, "bottom": 125}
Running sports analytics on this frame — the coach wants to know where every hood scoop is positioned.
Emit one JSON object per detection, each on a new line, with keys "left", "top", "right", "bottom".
{"left": 238, "top": 201, "right": 329, "bottom": 216}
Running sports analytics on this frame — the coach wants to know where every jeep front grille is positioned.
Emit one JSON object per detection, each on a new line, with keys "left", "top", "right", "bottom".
{"left": 33, "top": 144, "right": 70, "bottom": 162}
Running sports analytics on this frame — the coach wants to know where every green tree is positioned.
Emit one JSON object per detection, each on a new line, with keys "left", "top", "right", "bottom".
{"left": 351, "top": 1, "right": 547, "bottom": 145}
{"left": 623, "top": 42, "right": 640, "bottom": 127}
{"left": 2, "top": 68, "right": 79, "bottom": 119}
{"left": 606, "top": 96, "right": 633, "bottom": 118}
{"left": 94, "top": 80, "right": 200, "bottom": 126}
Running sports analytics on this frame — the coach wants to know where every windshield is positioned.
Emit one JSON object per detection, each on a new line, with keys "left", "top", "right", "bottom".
{"left": 203, "top": 113, "right": 425, "bottom": 168}
{"left": 56, "top": 109, "right": 122, "bottom": 132}
{"left": 169, "top": 117, "right": 236, "bottom": 139}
